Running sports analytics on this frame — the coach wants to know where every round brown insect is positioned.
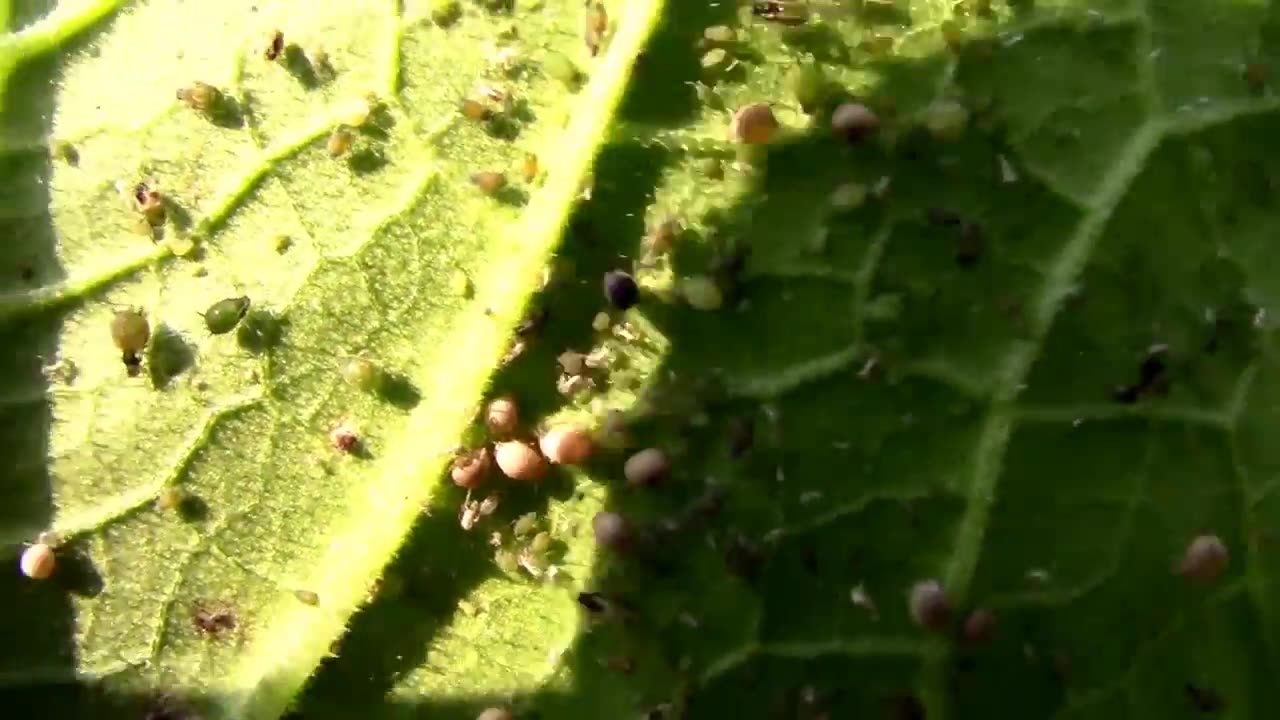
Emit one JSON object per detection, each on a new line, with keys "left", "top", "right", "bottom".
{"left": 909, "top": 579, "right": 952, "bottom": 632}
{"left": 486, "top": 397, "right": 519, "bottom": 435}
{"left": 729, "top": 103, "right": 779, "bottom": 145}
{"left": 177, "top": 81, "right": 221, "bottom": 113}
{"left": 494, "top": 440, "right": 547, "bottom": 481}
{"left": 539, "top": 426, "right": 593, "bottom": 465}
{"left": 265, "top": 30, "right": 284, "bottom": 61}
{"left": 592, "top": 511, "right": 631, "bottom": 551}
{"left": 294, "top": 589, "right": 320, "bottom": 606}
{"left": 111, "top": 308, "right": 151, "bottom": 355}
{"left": 461, "top": 98, "right": 493, "bottom": 121}
{"left": 471, "top": 171, "right": 507, "bottom": 195}
{"left": 327, "top": 128, "right": 354, "bottom": 157}
{"left": 20, "top": 543, "right": 55, "bottom": 580}
{"left": 624, "top": 448, "right": 669, "bottom": 487}
{"left": 451, "top": 447, "right": 492, "bottom": 488}
{"left": 1178, "top": 534, "right": 1229, "bottom": 581}
{"left": 962, "top": 607, "right": 997, "bottom": 645}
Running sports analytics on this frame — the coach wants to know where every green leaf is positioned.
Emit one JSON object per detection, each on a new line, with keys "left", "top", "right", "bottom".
{"left": 6, "top": 0, "right": 1280, "bottom": 719}
{"left": 1, "top": 0, "right": 662, "bottom": 717}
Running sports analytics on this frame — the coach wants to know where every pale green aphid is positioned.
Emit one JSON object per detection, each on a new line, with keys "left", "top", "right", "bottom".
{"left": 342, "top": 357, "right": 382, "bottom": 392}
{"left": 543, "top": 51, "right": 580, "bottom": 86}
{"left": 202, "top": 297, "right": 250, "bottom": 335}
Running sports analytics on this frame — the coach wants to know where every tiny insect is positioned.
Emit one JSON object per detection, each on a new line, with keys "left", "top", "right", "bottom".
{"left": 486, "top": 396, "right": 519, "bottom": 434}
{"left": 543, "top": 51, "right": 580, "bottom": 87}
{"left": 603, "top": 270, "right": 640, "bottom": 310}
{"left": 704, "top": 25, "right": 737, "bottom": 43}
{"left": 577, "top": 591, "right": 609, "bottom": 614}
{"left": 460, "top": 494, "right": 482, "bottom": 530}
{"left": 294, "top": 589, "right": 320, "bottom": 606}
{"left": 451, "top": 447, "right": 491, "bottom": 488}
{"left": 176, "top": 81, "right": 222, "bottom": 114}
{"left": 470, "top": 171, "right": 507, "bottom": 195}
{"left": 265, "top": 30, "right": 285, "bottom": 61}
{"left": 20, "top": 542, "right": 56, "bottom": 580}
{"left": 584, "top": 2, "right": 608, "bottom": 56}
{"left": 476, "top": 707, "right": 514, "bottom": 720}
{"left": 624, "top": 447, "right": 670, "bottom": 487}
{"left": 111, "top": 307, "right": 151, "bottom": 373}
{"left": 134, "top": 183, "right": 166, "bottom": 226}
{"left": 752, "top": 0, "right": 809, "bottom": 25}
{"left": 909, "top": 579, "right": 952, "bottom": 632}
{"left": 461, "top": 98, "right": 493, "bottom": 121}
{"left": 521, "top": 153, "right": 539, "bottom": 183}
{"left": 342, "top": 357, "right": 382, "bottom": 392}
{"left": 478, "top": 493, "right": 501, "bottom": 516}
{"left": 494, "top": 440, "right": 547, "bottom": 481}
{"left": 192, "top": 601, "right": 238, "bottom": 637}
{"left": 202, "top": 296, "right": 251, "bottom": 335}
{"left": 539, "top": 426, "right": 593, "bottom": 465}
{"left": 592, "top": 511, "right": 632, "bottom": 551}
{"left": 729, "top": 103, "right": 779, "bottom": 145}
{"left": 329, "top": 423, "right": 360, "bottom": 453}
{"left": 327, "top": 127, "right": 354, "bottom": 157}
{"left": 513, "top": 512, "right": 538, "bottom": 537}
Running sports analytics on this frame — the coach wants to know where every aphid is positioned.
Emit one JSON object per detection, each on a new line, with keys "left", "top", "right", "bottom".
{"left": 539, "top": 426, "right": 593, "bottom": 465}
{"left": 494, "top": 440, "right": 547, "bottom": 481}
{"left": 236, "top": 308, "right": 283, "bottom": 353}
{"left": 134, "top": 183, "right": 166, "bottom": 226}
{"left": 461, "top": 98, "right": 493, "bottom": 121}
{"left": 51, "top": 140, "right": 79, "bottom": 165}
{"left": 265, "top": 30, "right": 285, "bottom": 61}
{"left": 486, "top": 396, "right": 519, "bottom": 435}
{"left": 704, "top": 25, "right": 737, "bottom": 43}
{"left": 157, "top": 486, "right": 186, "bottom": 511}
{"left": 20, "top": 543, "right": 56, "bottom": 580}
{"left": 202, "top": 296, "right": 251, "bottom": 335}
{"left": 729, "top": 103, "right": 779, "bottom": 145}
{"left": 431, "top": 0, "right": 462, "bottom": 27}
{"left": 679, "top": 275, "right": 723, "bottom": 311}
{"left": 327, "top": 128, "right": 354, "bottom": 157}
{"left": 513, "top": 512, "right": 538, "bottom": 537}
{"left": 111, "top": 307, "right": 151, "bottom": 371}
{"left": 962, "top": 607, "right": 998, "bottom": 645}
{"left": 592, "top": 511, "right": 632, "bottom": 551}
{"left": 451, "top": 447, "right": 491, "bottom": 488}
{"left": 521, "top": 153, "right": 539, "bottom": 183}
{"left": 273, "top": 234, "right": 292, "bottom": 253}
{"left": 909, "top": 579, "right": 952, "bottom": 632}
{"left": 591, "top": 311, "right": 611, "bottom": 331}
{"left": 478, "top": 493, "right": 501, "bottom": 516}
{"left": 329, "top": 423, "right": 360, "bottom": 453}
{"left": 829, "top": 182, "right": 867, "bottom": 210}
{"left": 518, "top": 546, "right": 549, "bottom": 576}
{"left": 176, "top": 81, "right": 222, "bottom": 113}
{"left": 494, "top": 548, "right": 520, "bottom": 573}
{"left": 699, "top": 157, "right": 723, "bottom": 179}
{"left": 460, "top": 497, "right": 482, "bottom": 530}
{"left": 624, "top": 448, "right": 670, "bottom": 487}
{"left": 342, "top": 357, "right": 383, "bottom": 392}
{"left": 830, "top": 102, "right": 880, "bottom": 143}
{"left": 786, "top": 64, "right": 826, "bottom": 113}
{"left": 530, "top": 531, "right": 553, "bottom": 554}
{"left": 470, "top": 171, "right": 507, "bottom": 195}
{"left": 752, "top": 0, "right": 809, "bottom": 25}
{"left": 924, "top": 99, "right": 970, "bottom": 142}
{"left": 603, "top": 270, "right": 640, "bottom": 310}
{"left": 294, "top": 589, "right": 320, "bottom": 606}
{"left": 1178, "top": 534, "right": 1229, "bottom": 581}
{"left": 701, "top": 48, "right": 729, "bottom": 70}
{"left": 476, "top": 708, "right": 514, "bottom": 720}
{"left": 543, "top": 51, "right": 580, "bottom": 86}
{"left": 584, "top": 2, "right": 608, "bottom": 56}
{"left": 558, "top": 350, "right": 586, "bottom": 375}
{"left": 192, "top": 601, "right": 238, "bottom": 636}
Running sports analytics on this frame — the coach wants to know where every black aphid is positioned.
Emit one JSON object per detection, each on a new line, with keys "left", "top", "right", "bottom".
{"left": 577, "top": 591, "right": 608, "bottom": 613}
{"left": 603, "top": 270, "right": 639, "bottom": 310}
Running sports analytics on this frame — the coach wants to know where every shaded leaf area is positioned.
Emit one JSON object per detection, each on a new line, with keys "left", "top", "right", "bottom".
{"left": 295, "top": 0, "right": 1280, "bottom": 719}
{"left": 0, "top": 0, "right": 657, "bottom": 717}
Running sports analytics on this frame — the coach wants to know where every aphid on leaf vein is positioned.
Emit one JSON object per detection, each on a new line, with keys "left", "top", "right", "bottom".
{"left": 265, "top": 30, "right": 285, "bottom": 61}
{"left": 20, "top": 543, "right": 56, "bottom": 580}
{"left": 111, "top": 307, "right": 151, "bottom": 374}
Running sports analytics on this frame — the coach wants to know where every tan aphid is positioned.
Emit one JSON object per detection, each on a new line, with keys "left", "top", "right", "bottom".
{"left": 494, "top": 440, "right": 547, "bottom": 481}
{"left": 20, "top": 543, "right": 56, "bottom": 580}
{"left": 471, "top": 171, "right": 507, "bottom": 195}
{"left": 539, "top": 426, "right": 593, "bottom": 465}
{"left": 521, "top": 153, "right": 539, "bottom": 183}
{"left": 451, "top": 447, "right": 492, "bottom": 488}
{"left": 584, "top": 2, "right": 608, "bottom": 56}
{"left": 729, "top": 103, "right": 779, "bottom": 145}
{"left": 461, "top": 98, "right": 492, "bottom": 121}
{"left": 486, "top": 397, "right": 519, "bottom": 435}
{"left": 327, "top": 128, "right": 354, "bottom": 157}
{"left": 1178, "top": 534, "right": 1229, "bottom": 581}
{"left": 177, "top": 81, "right": 221, "bottom": 113}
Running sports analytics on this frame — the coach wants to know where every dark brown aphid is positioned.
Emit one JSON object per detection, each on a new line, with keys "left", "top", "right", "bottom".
{"left": 330, "top": 423, "right": 360, "bottom": 453}
{"left": 176, "top": 81, "right": 221, "bottom": 114}
{"left": 1185, "top": 683, "right": 1225, "bottom": 713}
{"left": 1178, "top": 534, "right": 1229, "bottom": 581}
{"left": 516, "top": 305, "right": 549, "bottom": 336}
{"left": 584, "top": 2, "right": 608, "bottom": 56}
{"left": 192, "top": 601, "right": 238, "bottom": 636}
{"left": 265, "top": 30, "right": 285, "bottom": 61}
{"left": 962, "top": 607, "right": 997, "bottom": 645}
{"left": 134, "top": 183, "right": 166, "bottom": 226}
{"left": 471, "top": 171, "right": 507, "bottom": 195}
{"left": 909, "top": 579, "right": 952, "bottom": 632}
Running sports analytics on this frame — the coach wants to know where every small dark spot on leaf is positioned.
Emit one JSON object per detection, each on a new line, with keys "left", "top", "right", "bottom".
{"left": 887, "top": 693, "right": 925, "bottom": 720}
{"left": 376, "top": 371, "right": 421, "bottom": 410}
{"left": 723, "top": 532, "right": 763, "bottom": 584}
{"left": 1185, "top": 683, "right": 1225, "bottom": 713}
{"left": 177, "top": 494, "right": 210, "bottom": 522}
